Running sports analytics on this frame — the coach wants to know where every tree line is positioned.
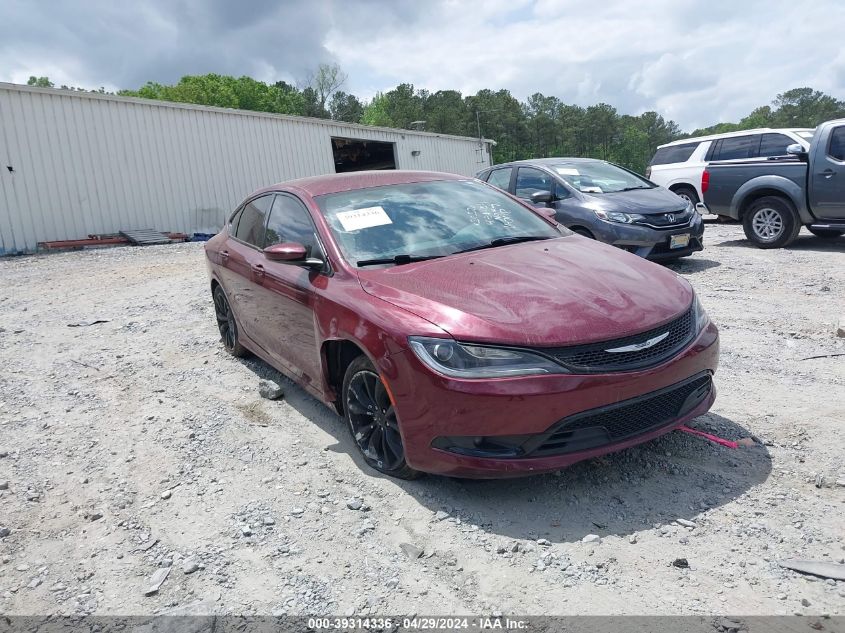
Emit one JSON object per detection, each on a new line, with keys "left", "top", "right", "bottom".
{"left": 27, "top": 68, "right": 845, "bottom": 175}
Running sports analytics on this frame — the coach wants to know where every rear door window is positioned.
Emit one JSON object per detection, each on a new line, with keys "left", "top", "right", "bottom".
{"left": 234, "top": 195, "right": 274, "bottom": 247}
{"left": 710, "top": 135, "right": 757, "bottom": 160}
{"left": 649, "top": 143, "right": 698, "bottom": 165}
{"left": 758, "top": 133, "right": 794, "bottom": 157}
{"left": 485, "top": 167, "right": 513, "bottom": 191}
{"left": 515, "top": 167, "right": 552, "bottom": 199}
{"left": 828, "top": 126, "right": 845, "bottom": 161}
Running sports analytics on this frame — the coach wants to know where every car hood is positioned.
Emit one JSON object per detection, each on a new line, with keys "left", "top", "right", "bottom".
{"left": 356, "top": 236, "right": 693, "bottom": 346}
{"left": 581, "top": 186, "right": 687, "bottom": 214}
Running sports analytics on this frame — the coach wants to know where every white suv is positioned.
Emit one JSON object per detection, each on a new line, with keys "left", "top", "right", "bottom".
{"left": 646, "top": 128, "right": 814, "bottom": 208}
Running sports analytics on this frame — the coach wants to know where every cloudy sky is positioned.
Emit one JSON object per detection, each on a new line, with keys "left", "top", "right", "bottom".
{"left": 2, "top": 0, "right": 844, "bottom": 130}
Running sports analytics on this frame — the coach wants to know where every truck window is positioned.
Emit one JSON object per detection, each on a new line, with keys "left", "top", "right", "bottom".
{"left": 649, "top": 143, "right": 698, "bottom": 165}
{"left": 758, "top": 133, "right": 794, "bottom": 158}
{"left": 711, "top": 135, "right": 757, "bottom": 161}
{"left": 828, "top": 127, "right": 845, "bottom": 161}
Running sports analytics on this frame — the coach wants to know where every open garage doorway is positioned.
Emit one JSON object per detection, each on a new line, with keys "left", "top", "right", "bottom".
{"left": 331, "top": 137, "right": 396, "bottom": 172}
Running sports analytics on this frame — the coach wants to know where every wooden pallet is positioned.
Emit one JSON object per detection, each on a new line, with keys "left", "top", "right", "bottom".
{"left": 118, "top": 229, "right": 173, "bottom": 246}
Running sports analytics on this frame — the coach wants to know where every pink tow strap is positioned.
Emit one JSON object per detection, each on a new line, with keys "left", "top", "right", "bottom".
{"left": 677, "top": 425, "right": 739, "bottom": 449}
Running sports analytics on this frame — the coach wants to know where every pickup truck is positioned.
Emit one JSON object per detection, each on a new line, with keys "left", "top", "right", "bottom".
{"left": 700, "top": 118, "right": 845, "bottom": 248}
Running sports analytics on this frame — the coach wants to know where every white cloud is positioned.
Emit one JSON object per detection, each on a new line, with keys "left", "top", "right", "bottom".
{"left": 1, "top": 0, "right": 843, "bottom": 130}
{"left": 329, "top": 0, "right": 845, "bottom": 129}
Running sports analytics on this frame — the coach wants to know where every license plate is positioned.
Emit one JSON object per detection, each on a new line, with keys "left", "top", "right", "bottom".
{"left": 670, "top": 234, "right": 690, "bottom": 249}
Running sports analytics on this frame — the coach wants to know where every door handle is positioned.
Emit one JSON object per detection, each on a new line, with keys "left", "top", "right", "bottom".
{"left": 220, "top": 250, "right": 229, "bottom": 261}
{"left": 821, "top": 169, "right": 836, "bottom": 179}
{"left": 251, "top": 263, "right": 265, "bottom": 277}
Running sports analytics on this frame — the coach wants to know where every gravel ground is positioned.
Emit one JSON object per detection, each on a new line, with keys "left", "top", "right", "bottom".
{"left": 0, "top": 223, "right": 843, "bottom": 617}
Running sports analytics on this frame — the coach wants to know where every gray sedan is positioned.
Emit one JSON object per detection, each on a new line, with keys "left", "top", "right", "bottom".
{"left": 477, "top": 158, "right": 704, "bottom": 261}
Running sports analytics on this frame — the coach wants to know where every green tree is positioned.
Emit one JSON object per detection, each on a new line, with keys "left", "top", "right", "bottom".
{"left": 304, "top": 63, "right": 348, "bottom": 112}
{"left": 770, "top": 87, "right": 845, "bottom": 127}
{"left": 329, "top": 91, "right": 364, "bottom": 123}
{"left": 27, "top": 76, "right": 54, "bottom": 88}
{"left": 739, "top": 105, "right": 773, "bottom": 128}
{"left": 584, "top": 103, "right": 618, "bottom": 159}
{"left": 361, "top": 93, "right": 394, "bottom": 127}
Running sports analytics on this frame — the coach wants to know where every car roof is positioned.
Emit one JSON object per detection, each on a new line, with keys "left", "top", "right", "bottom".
{"left": 487, "top": 157, "right": 606, "bottom": 169}
{"left": 255, "top": 170, "right": 467, "bottom": 198}
{"left": 657, "top": 127, "right": 814, "bottom": 149}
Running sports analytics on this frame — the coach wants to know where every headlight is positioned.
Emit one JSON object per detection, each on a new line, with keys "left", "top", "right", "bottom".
{"left": 593, "top": 209, "right": 647, "bottom": 224}
{"left": 692, "top": 292, "right": 709, "bottom": 332}
{"left": 408, "top": 336, "right": 567, "bottom": 379}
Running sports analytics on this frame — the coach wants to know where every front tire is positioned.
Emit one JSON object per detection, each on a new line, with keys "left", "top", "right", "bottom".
{"left": 212, "top": 285, "right": 247, "bottom": 357}
{"left": 342, "top": 356, "right": 421, "bottom": 480}
{"left": 742, "top": 197, "right": 801, "bottom": 249}
{"left": 673, "top": 186, "right": 699, "bottom": 207}
{"left": 570, "top": 227, "right": 595, "bottom": 239}
{"left": 808, "top": 227, "right": 844, "bottom": 239}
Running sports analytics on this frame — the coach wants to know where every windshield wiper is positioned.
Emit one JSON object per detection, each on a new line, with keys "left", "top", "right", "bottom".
{"left": 615, "top": 186, "right": 652, "bottom": 192}
{"left": 452, "top": 235, "right": 551, "bottom": 255}
{"left": 357, "top": 254, "right": 445, "bottom": 267}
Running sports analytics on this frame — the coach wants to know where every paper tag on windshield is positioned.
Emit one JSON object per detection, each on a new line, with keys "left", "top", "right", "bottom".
{"left": 336, "top": 206, "right": 393, "bottom": 231}
{"left": 555, "top": 167, "right": 580, "bottom": 176}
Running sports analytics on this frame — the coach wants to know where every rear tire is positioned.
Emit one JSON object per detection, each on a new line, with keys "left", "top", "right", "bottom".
{"left": 742, "top": 197, "right": 801, "bottom": 249}
{"left": 808, "top": 227, "right": 844, "bottom": 239}
{"left": 673, "top": 186, "right": 699, "bottom": 207}
{"left": 342, "top": 355, "right": 422, "bottom": 480}
{"left": 212, "top": 285, "right": 247, "bottom": 357}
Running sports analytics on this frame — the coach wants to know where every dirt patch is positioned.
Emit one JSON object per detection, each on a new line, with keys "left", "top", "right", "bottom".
{"left": 0, "top": 224, "right": 843, "bottom": 616}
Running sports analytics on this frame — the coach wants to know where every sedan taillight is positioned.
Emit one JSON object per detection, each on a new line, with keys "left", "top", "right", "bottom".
{"left": 701, "top": 169, "right": 710, "bottom": 194}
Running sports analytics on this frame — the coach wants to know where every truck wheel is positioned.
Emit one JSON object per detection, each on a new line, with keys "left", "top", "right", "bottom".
{"left": 673, "top": 186, "right": 699, "bottom": 206}
{"left": 742, "top": 197, "right": 801, "bottom": 249}
{"left": 808, "top": 227, "right": 844, "bottom": 239}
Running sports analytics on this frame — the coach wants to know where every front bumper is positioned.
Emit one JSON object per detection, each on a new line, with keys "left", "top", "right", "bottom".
{"left": 384, "top": 321, "right": 719, "bottom": 478}
{"left": 592, "top": 213, "right": 705, "bottom": 261}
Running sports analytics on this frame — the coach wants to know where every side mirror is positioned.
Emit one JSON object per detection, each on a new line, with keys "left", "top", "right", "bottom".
{"left": 264, "top": 242, "right": 307, "bottom": 261}
{"left": 786, "top": 143, "right": 807, "bottom": 157}
{"left": 530, "top": 190, "right": 554, "bottom": 205}
{"left": 264, "top": 242, "right": 325, "bottom": 269}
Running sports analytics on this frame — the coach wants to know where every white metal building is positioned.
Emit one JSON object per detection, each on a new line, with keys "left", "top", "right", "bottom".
{"left": 0, "top": 82, "right": 494, "bottom": 254}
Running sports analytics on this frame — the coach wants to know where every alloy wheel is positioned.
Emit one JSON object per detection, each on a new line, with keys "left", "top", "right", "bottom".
{"left": 751, "top": 207, "right": 784, "bottom": 242}
{"left": 213, "top": 287, "right": 237, "bottom": 351}
{"left": 346, "top": 370, "right": 405, "bottom": 471}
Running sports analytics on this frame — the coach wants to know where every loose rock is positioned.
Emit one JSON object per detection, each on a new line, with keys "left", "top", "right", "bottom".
{"left": 144, "top": 566, "right": 171, "bottom": 596}
{"left": 182, "top": 559, "right": 200, "bottom": 574}
{"left": 400, "top": 543, "right": 424, "bottom": 559}
{"left": 258, "top": 380, "right": 284, "bottom": 400}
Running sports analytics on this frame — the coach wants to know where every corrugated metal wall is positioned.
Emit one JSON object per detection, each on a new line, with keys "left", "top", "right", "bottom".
{"left": 0, "top": 83, "right": 492, "bottom": 254}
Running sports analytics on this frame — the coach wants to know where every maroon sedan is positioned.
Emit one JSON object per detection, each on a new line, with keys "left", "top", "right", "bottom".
{"left": 205, "top": 171, "right": 718, "bottom": 479}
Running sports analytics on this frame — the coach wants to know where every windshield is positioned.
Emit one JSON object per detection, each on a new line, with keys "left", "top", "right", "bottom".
{"left": 315, "top": 179, "right": 562, "bottom": 266}
{"left": 553, "top": 162, "right": 655, "bottom": 194}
